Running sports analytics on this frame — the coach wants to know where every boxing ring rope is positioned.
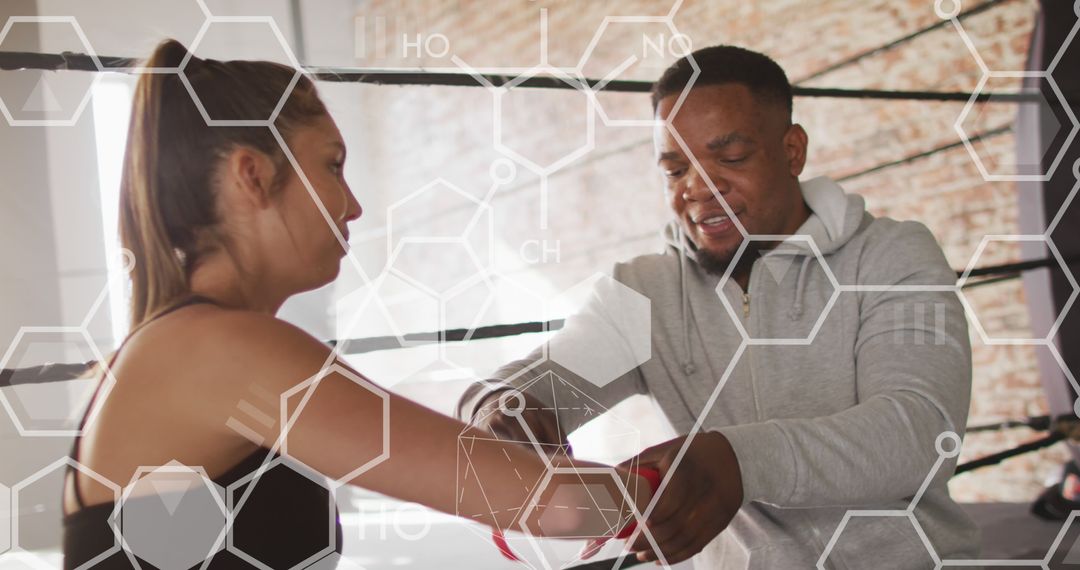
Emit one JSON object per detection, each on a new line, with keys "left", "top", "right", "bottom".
{"left": 1, "top": 0, "right": 1076, "bottom": 477}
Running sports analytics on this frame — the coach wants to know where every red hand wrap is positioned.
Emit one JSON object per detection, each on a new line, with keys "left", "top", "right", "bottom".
{"left": 491, "top": 466, "right": 661, "bottom": 561}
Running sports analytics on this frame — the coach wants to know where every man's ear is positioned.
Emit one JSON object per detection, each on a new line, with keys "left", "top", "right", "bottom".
{"left": 783, "top": 123, "right": 809, "bottom": 177}
{"left": 226, "top": 146, "right": 278, "bottom": 209}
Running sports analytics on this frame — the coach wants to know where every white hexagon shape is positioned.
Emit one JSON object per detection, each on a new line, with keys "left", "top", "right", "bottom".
{"left": 334, "top": 273, "right": 440, "bottom": 386}
{"left": 0, "top": 327, "right": 115, "bottom": 436}
{"left": 958, "top": 235, "right": 1078, "bottom": 345}
{"left": 13, "top": 457, "right": 120, "bottom": 570}
{"left": 518, "top": 467, "right": 663, "bottom": 570}
{"left": 181, "top": 17, "right": 304, "bottom": 126}
{"left": 576, "top": 17, "right": 698, "bottom": 127}
{"left": 494, "top": 66, "right": 596, "bottom": 174}
{"left": 386, "top": 178, "right": 494, "bottom": 266}
{"left": 0, "top": 482, "right": 9, "bottom": 556}
{"left": 816, "top": 511, "right": 937, "bottom": 569}
{"left": 388, "top": 238, "right": 488, "bottom": 297}
{"left": 226, "top": 456, "right": 338, "bottom": 570}
{"left": 716, "top": 235, "right": 840, "bottom": 345}
{"left": 955, "top": 71, "right": 1078, "bottom": 182}
{"left": 0, "top": 17, "right": 103, "bottom": 127}
{"left": 112, "top": 462, "right": 228, "bottom": 570}
{"left": 280, "top": 363, "right": 390, "bottom": 484}
{"left": 547, "top": 273, "right": 651, "bottom": 387}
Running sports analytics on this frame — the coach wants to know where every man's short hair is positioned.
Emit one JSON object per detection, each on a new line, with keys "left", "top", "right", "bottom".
{"left": 651, "top": 45, "right": 793, "bottom": 121}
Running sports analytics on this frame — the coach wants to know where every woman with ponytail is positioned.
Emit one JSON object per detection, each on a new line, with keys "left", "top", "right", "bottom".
{"left": 61, "top": 40, "right": 653, "bottom": 569}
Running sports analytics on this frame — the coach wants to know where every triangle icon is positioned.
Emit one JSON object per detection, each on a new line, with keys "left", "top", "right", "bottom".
{"left": 22, "top": 76, "right": 63, "bottom": 113}
{"left": 762, "top": 256, "right": 799, "bottom": 285}
{"left": 149, "top": 477, "right": 195, "bottom": 516}
{"left": 1064, "top": 532, "right": 1080, "bottom": 563}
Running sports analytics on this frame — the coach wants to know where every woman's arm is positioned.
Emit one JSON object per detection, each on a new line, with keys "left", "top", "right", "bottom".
{"left": 190, "top": 310, "right": 651, "bottom": 536}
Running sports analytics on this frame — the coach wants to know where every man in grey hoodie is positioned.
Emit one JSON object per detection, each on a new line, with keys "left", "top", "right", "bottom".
{"left": 457, "top": 45, "right": 980, "bottom": 568}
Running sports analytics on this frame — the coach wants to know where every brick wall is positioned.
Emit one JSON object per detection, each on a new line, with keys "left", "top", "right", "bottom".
{"left": 346, "top": 0, "right": 1069, "bottom": 502}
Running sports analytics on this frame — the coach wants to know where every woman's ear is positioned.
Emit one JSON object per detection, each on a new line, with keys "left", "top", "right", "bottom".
{"left": 226, "top": 146, "right": 278, "bottom": 209}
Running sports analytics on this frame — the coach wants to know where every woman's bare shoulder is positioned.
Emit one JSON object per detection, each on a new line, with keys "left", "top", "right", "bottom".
{"left": 119, "top": 303, "right": 332, "bottom": 396}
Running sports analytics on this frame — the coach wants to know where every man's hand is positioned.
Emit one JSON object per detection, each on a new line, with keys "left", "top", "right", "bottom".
{"left": 624, "top": 431, "right": 743, "bottom": 564}
{"left": 471, "top": 389, "right": 571, "bottom": 455}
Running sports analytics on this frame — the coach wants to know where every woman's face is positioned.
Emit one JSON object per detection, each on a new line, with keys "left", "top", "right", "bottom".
{"left": 260, "top": 113, "right": 362, "bottom": 294}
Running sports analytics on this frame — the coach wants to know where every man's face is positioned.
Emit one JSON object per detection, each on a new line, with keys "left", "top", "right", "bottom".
{"left": 654, "top": 84, "right": 808, "bottom": 272}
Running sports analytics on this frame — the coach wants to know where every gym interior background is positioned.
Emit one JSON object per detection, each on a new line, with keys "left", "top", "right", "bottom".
{"left": 1, "top": 0, "right": 1078, "bottom": 567}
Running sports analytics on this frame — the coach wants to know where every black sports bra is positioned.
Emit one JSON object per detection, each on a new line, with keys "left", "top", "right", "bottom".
{"left": 62, "top": 296, "right": 343, "bottom": 569}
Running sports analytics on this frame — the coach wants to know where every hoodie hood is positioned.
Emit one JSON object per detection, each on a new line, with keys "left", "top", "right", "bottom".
{"left": 662, "top": 176, "right": 867, "bottom": 374}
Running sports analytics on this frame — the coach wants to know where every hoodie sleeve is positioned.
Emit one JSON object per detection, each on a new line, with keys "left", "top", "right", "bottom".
{"left": 456, "top": 268, "right": 651, "bottom": 433}
{"left": 717, "top": 221, "right": 971, "bottom": 507}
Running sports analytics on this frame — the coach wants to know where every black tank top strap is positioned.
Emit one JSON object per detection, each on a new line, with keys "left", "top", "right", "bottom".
{"left": 66, "top": 294, "right": 221, "bottom": 510}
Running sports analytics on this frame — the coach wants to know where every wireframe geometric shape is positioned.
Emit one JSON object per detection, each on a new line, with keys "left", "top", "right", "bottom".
{"left": 456, "top": 370, "right": 645, "bottom": 564}
{"left": 113, "top": 462, "right": 228, "bottom": 570}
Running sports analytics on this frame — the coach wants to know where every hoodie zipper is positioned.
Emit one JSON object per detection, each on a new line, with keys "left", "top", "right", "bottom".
{"left": 742, "top": 292, "right": 750, "bottom": 318}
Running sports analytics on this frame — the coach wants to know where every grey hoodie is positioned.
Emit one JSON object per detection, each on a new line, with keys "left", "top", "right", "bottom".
{"left": 459, "top": 177, "right": 980, "bottom": 568}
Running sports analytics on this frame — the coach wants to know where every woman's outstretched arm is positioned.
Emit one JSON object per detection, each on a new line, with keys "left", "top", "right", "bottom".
{"left": 188, "top": 309, "right": 651, "bottom": 537}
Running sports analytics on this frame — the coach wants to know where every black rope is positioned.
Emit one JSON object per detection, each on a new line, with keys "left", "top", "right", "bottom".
{"left": 964, "top": 254, "right": 1080, "bottom": 278}
{"left": 2, "top": 251, "right": 1076, "bottom": 386}
{"left": 958, "top": 253, "right": 1080, "bottom": 289}
{"left": 331, "top": 319, "right": 565, "bottom": 355}
{"left": 959, "top": 272, "right": 1023, "bottom": 290}
{"left": 966, "top": 415, "right": 1052, "bottom": 433}
{"left": 962, "top": 253, "right": 1080, "bottom": 290}
{"left": 837, "top": 125, "right": 1012, "bottom": 183}
{"left": 795, "top": 0, "right": 1016, "bottom": 84}
{"left": 955, "top": 433, "right": 1064, "bottom": 474}
{"left": 1, "top": 50, "right": 1074, "bottom": 103}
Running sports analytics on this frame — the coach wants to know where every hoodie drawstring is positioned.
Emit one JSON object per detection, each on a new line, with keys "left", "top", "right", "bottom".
{"left": 676, "top": 226, "right": 696, "bottom": 376}
{"left": 789, "top": 256, "right": 813, "bottom": 320}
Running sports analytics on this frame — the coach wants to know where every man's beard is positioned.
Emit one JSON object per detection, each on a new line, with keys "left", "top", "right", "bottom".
{"left": 694, "top": 241, "right": 758, "bottom": 277}
{"left": 696, "top": 247, "right": 734, "bottom": 276}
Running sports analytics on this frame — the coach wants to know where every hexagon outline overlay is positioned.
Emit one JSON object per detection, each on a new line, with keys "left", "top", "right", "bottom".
{"left": 12, "top": 456, "right": 121, "bottom": 570}
{"left": 0, "top": 16, "right": 104, "bottom": 127}
{"left": 0, "top": 325, "right": 118, "bottom": 437}
{"left": 714, "top": 234, "right": 841, "bottom": 345}
{"left": 952, "top": 71, "right": 1079, "bottom": 182}
{"left": 109, "top": 461, "right": 230, "bottom": 570}
{"left": 279, "top": 362, "right": 390, "bottom": 485}
{"left": 224, "top": 455, "right": 338, "bottom": 570}
{"left": 956, "top": 234, "right": 1078, "bottom": 345}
